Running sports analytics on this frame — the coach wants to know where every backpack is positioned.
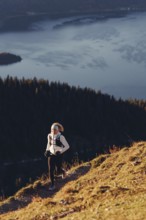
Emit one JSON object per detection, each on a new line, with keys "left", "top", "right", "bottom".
{"left": 49, "top": 134, "right": 65, "bottom": 148}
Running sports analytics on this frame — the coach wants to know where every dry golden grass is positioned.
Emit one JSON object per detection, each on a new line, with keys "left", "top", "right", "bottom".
{"left": 1, "top": 141, "right": 146, "bottom": 220}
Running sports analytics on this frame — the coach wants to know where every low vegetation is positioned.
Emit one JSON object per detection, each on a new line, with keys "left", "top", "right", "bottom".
{"left": 1, "top": 141, "right": 146, "bottom": 219}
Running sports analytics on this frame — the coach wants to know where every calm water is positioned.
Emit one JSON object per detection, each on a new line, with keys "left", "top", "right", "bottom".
{"left": 0, "top": 12, "right": 146, "bottom": 99}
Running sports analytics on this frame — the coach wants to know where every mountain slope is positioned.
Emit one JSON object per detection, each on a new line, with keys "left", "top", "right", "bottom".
{"left": 1, "top": 77, "right": 146, "bottom": 200}
{"left": 1, "top": 141, "right": 146, "bottom": 220}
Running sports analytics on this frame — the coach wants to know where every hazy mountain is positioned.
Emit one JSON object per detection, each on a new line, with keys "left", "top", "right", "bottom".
{"left": 0, "top": 0, "right": 146, "bottom": 17}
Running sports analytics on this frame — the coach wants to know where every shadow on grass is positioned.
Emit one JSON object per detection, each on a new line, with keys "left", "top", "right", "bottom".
{"left": 0, "top": 164, "right": 91, "bottom": 215}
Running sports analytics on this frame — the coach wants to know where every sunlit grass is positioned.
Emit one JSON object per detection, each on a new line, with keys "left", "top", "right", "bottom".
{"left": 1, "top": 141, "right": 146, "bottom": 220}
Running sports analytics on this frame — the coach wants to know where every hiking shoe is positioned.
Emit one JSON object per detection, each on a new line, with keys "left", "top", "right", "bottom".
{"left": 49, "top": 185, "right": 56, "bottom": 191}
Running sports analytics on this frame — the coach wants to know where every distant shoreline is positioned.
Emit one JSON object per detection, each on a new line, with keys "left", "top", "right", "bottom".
{"left": 0, "top": 8, "right": 146, "bottom": 32}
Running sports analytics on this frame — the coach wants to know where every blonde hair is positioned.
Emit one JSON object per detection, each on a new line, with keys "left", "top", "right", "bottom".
{"left": 51, "top": 122, "right": 64, "bottom": 132}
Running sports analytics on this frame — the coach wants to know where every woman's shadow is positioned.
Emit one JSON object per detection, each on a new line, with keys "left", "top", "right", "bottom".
{"left": 40, "top": 164, "right": 91, "bottom": 198}
{"left": 0, "top": 164, "right": 91, "bottom": 215}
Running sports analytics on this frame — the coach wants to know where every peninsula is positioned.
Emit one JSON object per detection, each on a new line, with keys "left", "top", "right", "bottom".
{"left": 0, "top": 52, "right": 22, "bottom": 65}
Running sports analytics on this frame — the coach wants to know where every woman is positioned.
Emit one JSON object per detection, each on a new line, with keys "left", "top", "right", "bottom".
{"left": 44, "top": 122, "right": 70, "bottom": 191}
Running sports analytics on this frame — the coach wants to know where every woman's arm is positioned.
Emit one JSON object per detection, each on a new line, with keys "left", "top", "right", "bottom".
{"left": 60, "top": 135, "right": 70, "bottom": 154}
{"left": 46, "top": 134, "right": 51, "bottom": 151}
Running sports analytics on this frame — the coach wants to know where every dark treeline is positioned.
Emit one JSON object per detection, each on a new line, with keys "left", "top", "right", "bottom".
{"left": 0, "top": 76, "right": 146, "bottom": 162}
{"left": 1, "top": 76, "right": 146, "bottom": 198}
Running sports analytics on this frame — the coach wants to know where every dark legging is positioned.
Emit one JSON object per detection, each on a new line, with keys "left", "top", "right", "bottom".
{"left": 48, "top": 154, "right": 64, "bottom": 186}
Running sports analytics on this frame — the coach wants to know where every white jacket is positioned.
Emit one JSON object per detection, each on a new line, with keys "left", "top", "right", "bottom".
{"left": 46, "top": 132, "right": 70, "bottom": 155}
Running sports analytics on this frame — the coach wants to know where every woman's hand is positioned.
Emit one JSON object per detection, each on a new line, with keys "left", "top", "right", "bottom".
{"left": 55, "top": 151, "right": 61, "bottom": 156}
{"left": 44, "top": 151, "right": 50, "bottom": 157}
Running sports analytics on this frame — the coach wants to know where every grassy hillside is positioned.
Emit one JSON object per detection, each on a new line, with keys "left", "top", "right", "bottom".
{"left": 1, "top": 141, "right": 146, "bottom": 219}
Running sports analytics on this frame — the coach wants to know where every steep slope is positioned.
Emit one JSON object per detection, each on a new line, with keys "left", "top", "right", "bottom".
{"left": 2, "top": 77, "right": 146, "bottom": 200}
{"left": 1, "top": 141, "right": 146, "bottom": 220}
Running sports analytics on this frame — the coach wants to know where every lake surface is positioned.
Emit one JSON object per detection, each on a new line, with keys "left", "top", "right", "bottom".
{"left": 0, "top": 12, "right": 146, "bottom": 99}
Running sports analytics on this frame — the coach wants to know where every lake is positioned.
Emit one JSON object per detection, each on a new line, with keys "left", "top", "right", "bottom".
{"left": 0, "top": 12, "right": 146, "bottom": 99}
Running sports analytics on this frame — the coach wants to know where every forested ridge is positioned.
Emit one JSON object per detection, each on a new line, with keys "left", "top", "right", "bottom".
{"left": 0, "top": 76, "right": 146, "bottom": 162}
{"left": 1, "top": 76, "right": 146, "bottom": 198}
